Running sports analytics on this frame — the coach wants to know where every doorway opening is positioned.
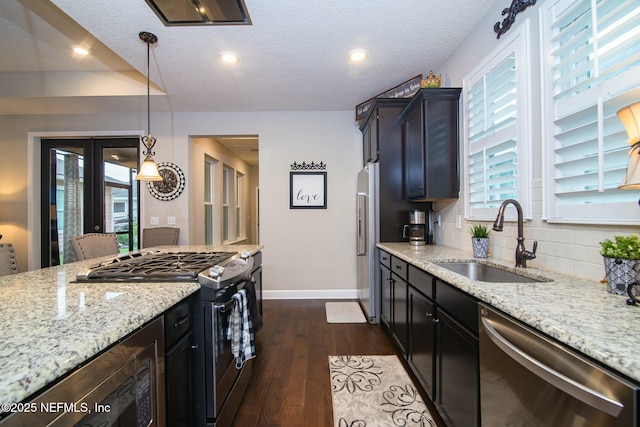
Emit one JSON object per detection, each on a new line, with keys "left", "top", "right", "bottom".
{"left": 192, "top": 135, "right": 259, "bottom": 246}
{"left": 40, "top": 137, "right": 139, "bottom": 267}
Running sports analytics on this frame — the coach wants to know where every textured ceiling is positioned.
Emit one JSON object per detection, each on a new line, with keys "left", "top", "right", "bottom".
{"left": 0, "top": 0, "right": 498, "bottom": 115}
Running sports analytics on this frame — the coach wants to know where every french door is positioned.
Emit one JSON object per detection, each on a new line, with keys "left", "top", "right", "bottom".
{"left": 40, "top": 138, "right": 140, "bottom": 267}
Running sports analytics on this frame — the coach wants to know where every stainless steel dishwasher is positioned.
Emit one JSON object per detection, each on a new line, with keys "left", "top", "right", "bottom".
{"left": 479, "top": 303, "right": 638, "bottom": 427}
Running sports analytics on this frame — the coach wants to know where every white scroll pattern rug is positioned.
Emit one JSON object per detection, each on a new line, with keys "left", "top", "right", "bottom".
{"left": 329, "top": 355, "right": 437, "bottom": 427}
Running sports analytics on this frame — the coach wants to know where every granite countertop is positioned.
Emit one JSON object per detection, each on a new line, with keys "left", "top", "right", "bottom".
{"left": 378, "top": 242, "right": 640, "bottom": 384}
{"left": 0, "top": 244, "right": 261, "bottom": 409}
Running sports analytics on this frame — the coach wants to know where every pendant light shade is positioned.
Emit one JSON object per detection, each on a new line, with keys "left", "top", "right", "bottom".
{"left": 135, "top": 31, "right": 163, "bottom": 182}
{"left": 137, "top": 152, "right": 162, "bottom": 181}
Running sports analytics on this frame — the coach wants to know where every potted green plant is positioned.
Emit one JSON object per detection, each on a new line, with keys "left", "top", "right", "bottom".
{"left": 470, "top": 224, "right": 491, "bottom": 258}
{"left": 599, "top": 234, "right": 640, "bottom": 295}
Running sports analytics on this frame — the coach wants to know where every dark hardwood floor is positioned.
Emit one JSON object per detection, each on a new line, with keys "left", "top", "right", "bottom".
{"left": 232, "top": 299, "right": 445, "bottom": 427}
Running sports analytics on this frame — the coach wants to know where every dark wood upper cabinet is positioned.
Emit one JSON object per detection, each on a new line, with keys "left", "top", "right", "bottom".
{"left": 401, "top": 88, "right": 462, "bottom": 201}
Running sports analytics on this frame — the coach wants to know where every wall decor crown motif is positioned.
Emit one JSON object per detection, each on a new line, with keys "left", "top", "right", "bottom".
{"left": 494, "top": 0, "right": 537, "bottom": 39}
{"left": 290, "top": 161, "right": 326, "bottom": 171}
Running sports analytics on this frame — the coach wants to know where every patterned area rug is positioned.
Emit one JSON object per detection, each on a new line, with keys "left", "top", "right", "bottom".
{"left": 329, "top": 355, "right": 436, "bottom": 427}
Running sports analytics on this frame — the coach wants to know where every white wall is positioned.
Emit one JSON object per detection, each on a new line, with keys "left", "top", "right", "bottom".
{"left": 175, "top": 111, "right": 362, "bottom": 298}
{"left": 2, "top": 110, "right": 362, "bottom": 298}
{"left": 432, "top": 1, "right": 637, "bottom": 280}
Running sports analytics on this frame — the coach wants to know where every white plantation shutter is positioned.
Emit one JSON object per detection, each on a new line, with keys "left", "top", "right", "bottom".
{"left": 541, "top": 0, "right": 640, "bottom": 224}
{"left": 464, "top": 21, "right": 532, "bottom": 220}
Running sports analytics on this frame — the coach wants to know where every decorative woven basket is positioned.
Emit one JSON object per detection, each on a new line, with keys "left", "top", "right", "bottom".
{"left": 603, "top": 257, "right": 640, "bottom": 295}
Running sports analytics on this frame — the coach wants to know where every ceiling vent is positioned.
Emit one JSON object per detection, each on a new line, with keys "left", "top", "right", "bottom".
{"left": 145, "top": 0, "right": 251, "bottom": 26}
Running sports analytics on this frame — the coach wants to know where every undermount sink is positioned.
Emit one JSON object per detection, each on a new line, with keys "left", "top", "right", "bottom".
{"left": 435, "top": 261, "right": 548, "bottom": 283}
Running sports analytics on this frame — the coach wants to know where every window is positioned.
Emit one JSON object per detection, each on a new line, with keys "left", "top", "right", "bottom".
{"left": 541, "top": 0, "right": 640, "bottom": 224}
{"left": 223, "top": 166, "right": 232, "bottom": 242}
{"left": 203, "top": 157, "right": 247, "bottom": 244}
{"left": 236, "top": 172, "right": 245, "bottom": 239}
{"left": 204, "top": 157, "right": 215, "bottom": 245}
{"left": 463, "top": 20, "right": 532, "bottom": 220}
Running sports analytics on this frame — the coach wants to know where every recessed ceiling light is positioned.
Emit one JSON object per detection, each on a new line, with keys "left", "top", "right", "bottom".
{"left": 221, "top": 52, "right": 238, "bottom": 63}
{"left": 73, "top": 46, "right": 89, "bottom": 56}
{"left": 350, "top": 49, "right": 367, "bottom": 62}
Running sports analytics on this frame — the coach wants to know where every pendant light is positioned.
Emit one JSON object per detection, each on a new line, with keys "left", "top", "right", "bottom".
{"left": 136, "top": 31, "right": 163, "bottom": 181}
{"left": 617, "top": 102, "right": 640, "bottom": 190}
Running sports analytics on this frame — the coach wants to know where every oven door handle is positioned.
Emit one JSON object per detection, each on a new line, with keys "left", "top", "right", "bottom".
{"left": 481, "top": 316, "right": 624, "bottom": 417}
{"left": 213, "top": 278, "right": 251, "bottom": 314}
{"left": 214, "top": 299, "right": 235, "bottom": 314}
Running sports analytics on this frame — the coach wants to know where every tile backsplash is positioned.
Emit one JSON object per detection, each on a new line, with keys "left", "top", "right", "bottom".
{"left": 434, "top": 179, "right": 638, "bottom": 281}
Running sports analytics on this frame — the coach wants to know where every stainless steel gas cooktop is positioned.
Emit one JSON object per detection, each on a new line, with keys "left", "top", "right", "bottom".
{"left": 75, "top": 251, "right": 252, "bottom": 288}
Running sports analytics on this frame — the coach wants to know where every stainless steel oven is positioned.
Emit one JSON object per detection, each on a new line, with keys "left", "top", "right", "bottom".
{"left": 0, "top": 317, "right": 165, "bottom": 427}
{"left": 203, "top": 278, "right": 255, "bottom": 427}
{"left": 73, "top": 250, "right": 258, "bottom": 427}
{"left": 479, "top": 303, "right": 638, "bottom": 427}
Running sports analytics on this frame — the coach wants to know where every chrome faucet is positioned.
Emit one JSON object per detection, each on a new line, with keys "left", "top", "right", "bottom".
{"left": 492, "top": 199, "right": 537, "bottom": 268}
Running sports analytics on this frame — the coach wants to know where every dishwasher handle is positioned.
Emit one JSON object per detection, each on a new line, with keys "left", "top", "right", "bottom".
{"left": 481, "top": 316, "right": 624, "bottom": 417}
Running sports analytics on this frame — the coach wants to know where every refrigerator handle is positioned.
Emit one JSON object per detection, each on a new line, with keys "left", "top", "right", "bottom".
{"left": 357, "top": 193, "right": 367, "bottom": 255}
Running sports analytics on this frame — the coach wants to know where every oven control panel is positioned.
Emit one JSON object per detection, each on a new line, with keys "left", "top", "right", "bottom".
{"left": 198, "top": 256, "right": 253, "bottom": 289}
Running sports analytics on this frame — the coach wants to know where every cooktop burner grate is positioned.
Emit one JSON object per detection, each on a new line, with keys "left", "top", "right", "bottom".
{"left": 77, "top": 251, "right": 237, "bottom": 282}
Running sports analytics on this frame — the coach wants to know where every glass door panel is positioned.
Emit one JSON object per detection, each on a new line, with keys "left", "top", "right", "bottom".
{"left": 41, "top": 138, "right": 139, "bottom": 267}
{"left": 42, "top": 146, "right": 86, "bottom": 266}
{"left": 102, "top": 147, "right": 138, "bottom": 253}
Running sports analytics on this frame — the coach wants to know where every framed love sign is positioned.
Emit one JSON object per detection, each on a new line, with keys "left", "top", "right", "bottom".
{"left": 290, "top": 172, "right": 327, "bottom": 209}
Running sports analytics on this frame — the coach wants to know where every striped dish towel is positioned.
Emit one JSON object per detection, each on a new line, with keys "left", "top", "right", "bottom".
{"left": 226, "top": 288, "right": 256, "bottom": 368}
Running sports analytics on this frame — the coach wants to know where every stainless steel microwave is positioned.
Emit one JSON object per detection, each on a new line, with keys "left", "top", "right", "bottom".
{"left": 0, "top": 317, "right": 165, "bottom": 427}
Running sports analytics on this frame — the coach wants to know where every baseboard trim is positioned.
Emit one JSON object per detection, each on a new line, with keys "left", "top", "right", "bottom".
{"left": 263, "top": 289, "right": 358, "bottom": 300}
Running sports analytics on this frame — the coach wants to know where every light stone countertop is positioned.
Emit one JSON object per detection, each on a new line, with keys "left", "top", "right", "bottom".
{"left": 378, "top": 242, "right": 640, "bottom": 384}
{"left": 0, "top": 244, "right": 261, "bottom": 410}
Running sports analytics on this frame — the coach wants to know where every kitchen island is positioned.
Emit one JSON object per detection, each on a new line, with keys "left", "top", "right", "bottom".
{"left": 378, "top": 242, "right": 640, "bottom": 383}
{"left": 0, "top": 244, "right": 261, "bottom": 412}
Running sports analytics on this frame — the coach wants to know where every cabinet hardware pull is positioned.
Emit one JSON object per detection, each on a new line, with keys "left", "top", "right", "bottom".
{"left": 191, "top": 344, "right": 198, "bottom": 351}
{"left": 174, "top": 316, "right": 189, "bottom": 328}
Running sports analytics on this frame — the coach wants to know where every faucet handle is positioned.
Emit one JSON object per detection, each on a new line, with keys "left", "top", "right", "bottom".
{"left": 523, "top": 240, "right": 538, "bottom": 261}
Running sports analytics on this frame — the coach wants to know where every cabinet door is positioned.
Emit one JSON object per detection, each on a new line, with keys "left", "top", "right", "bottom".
{"left": 437, "top": 310, "right": 479, "bottom": 427}
{"left": 391, "top": 273, "right": 408, "bottom": 356}
{"left": 251, "top": 265, "right": 263, "bottom": 317}
{"left": 380, "top": 264, "right": 392, "bottom": 328}
{"left": 404, "top": 105, "right": 425, "bottom": 199}
{"left": 362, "top": 114, "right": 379, "bottom": 164}
{"left": 408, "top": 286, "right": 436, "bottom": 400}
{"left": 423, "top": 100, "right": 459, "bottom": 199}
{"left": 166, "top": 330, "right": 196, "bottom": 427}
{"left": 362, "top": 122, "right": 371, "bottom": 165}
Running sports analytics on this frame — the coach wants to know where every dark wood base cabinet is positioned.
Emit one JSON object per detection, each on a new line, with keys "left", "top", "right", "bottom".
{"left": 164, "top": 292, "right": 203, "bottom": 427}
{"left": 408, "top": 286, "right": 436, "bottom": 400}
{"left": 379, "top": 249, "right": 480, "bottom": 427}
{"left": 380, "top": 261, "right": 392, "bottom": 328}
{"left": 436, "top": 309, "right": 479, "bottom": 427}
{"left": 166, "top": 330, "right": 197, "bottom": 426}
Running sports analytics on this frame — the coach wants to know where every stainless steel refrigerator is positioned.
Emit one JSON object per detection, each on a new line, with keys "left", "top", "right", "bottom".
{"left": 357, "top": 162, "right": 380, "bottom": 323}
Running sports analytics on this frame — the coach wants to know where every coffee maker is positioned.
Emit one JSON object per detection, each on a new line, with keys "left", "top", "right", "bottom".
{"left": 403, "top": 209, "right": 433, "bottom": 246}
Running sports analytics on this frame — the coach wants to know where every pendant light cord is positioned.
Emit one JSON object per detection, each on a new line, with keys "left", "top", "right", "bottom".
{"left": 138, "top": 32, "right": 158, "bottom": 154}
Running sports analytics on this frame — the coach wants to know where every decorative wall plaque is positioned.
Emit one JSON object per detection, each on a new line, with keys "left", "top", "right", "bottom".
{"left": 290, "top": 172, "right": 327, "bottom": 209}
{"left": 494, "top": 0, "right": 537, "bottom": 39}
{"left": 146, "top": 162, "right": 186, "bottom": 201}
